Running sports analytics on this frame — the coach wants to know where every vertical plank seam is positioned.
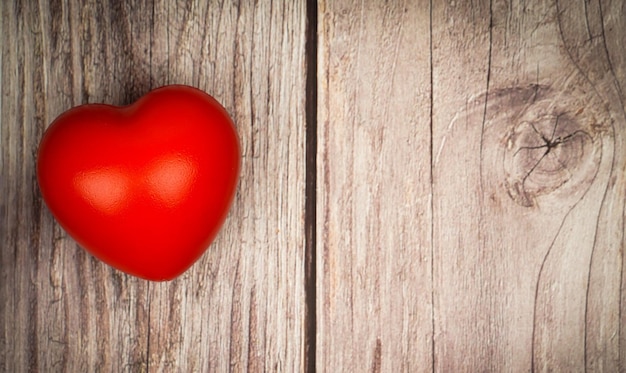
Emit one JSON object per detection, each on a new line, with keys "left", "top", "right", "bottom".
{"left": 478, "top": 0, "right": 493, "bottom": 202}
{"left": 304, "top": 0, "right": 318, "bottom": 372}
{"left": 478, "top": 3, "right": 493, "bottom": 369}
{"left": 428, "top": 1, "right": 435, "bottom": 372}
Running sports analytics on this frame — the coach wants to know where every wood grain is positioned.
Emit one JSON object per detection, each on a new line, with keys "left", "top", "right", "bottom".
{"left": 317, "top": 1, "right": 434, "bottom": 371}
{"left": 2, "top": 1, "right": 150, "bottom": 371}
{"left": 2, "top": 0, "right": 625, "bottom": 372}
{"left": 318, "top": 0, "right": 625, "bottom": 371}
{"left": 0, "top": 1, "right": 308, "bottom": 372}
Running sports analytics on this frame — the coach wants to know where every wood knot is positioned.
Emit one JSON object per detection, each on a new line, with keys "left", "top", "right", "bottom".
{"left": 501, "top": 86, "right": 604, "bottom": 208}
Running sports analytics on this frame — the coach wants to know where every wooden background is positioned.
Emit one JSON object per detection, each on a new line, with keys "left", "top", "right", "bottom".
{"left": 1, "top": 0, "right": 624, "bottom": 372}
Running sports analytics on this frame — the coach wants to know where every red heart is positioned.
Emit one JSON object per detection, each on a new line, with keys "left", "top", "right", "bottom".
{"left": 37, "top": 85, "right": 240, "bottom": 281}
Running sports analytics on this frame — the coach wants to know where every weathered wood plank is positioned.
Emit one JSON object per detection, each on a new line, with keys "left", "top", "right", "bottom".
{"left": 1, "top": 1, "right": 151, "bottom": 371}
{"left": 319, "top": 0, "right": 625, "bottom": 371}
{"left": 3, "top": 0, "right": 625, "bottom": 371}
{"left": 432, "top": 0, "right": 625, "bottom": 371}
{"left": 317, "top": 1, "right": 434, "bottom": 371}
{"left": 430, "top": 1, "right": 493, "bottom": 370}
{"left": 146, "top": 1, "right": 308, "bottom": 372}
{"left": 1, "top": 1, "right": 308, "bottom": 372}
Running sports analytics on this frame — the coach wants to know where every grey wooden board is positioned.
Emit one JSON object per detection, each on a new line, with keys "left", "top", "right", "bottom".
{"left": 1, "top": 1, "right": 308, "bottom": 372}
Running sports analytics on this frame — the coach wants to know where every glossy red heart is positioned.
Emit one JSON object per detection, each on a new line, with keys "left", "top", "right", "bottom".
{"left": 37, "top": 85, "right": 240, "bottom": 281}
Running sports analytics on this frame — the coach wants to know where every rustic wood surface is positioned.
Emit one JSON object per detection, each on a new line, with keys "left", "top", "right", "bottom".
{"left": 317, "top": 0, "right": 625, "bottom": 372}
{"left": 317, "top": 0, "right": 434, "bottom": 372}
{"left": 1, "top": 0, "right": 624, "bottom": 372}
{"left": 1, "top": 1, "right": 308, "bottom": 372}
